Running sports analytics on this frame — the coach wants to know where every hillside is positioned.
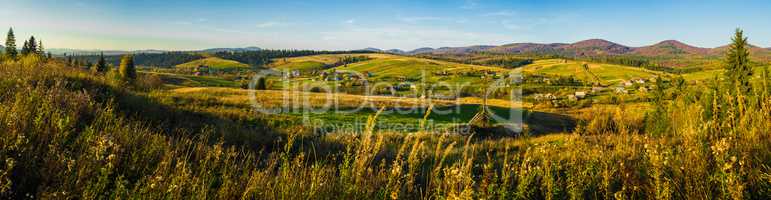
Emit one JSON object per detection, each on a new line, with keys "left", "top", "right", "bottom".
{"left": 175, "top": 57, "right": 251, "bottom": 70}
{"left": 632, "top": 40, "right": 710, "bottom": 56}
{"left": 519, "top": 59, "right": 664, "bottom": 85}
{"left": 559, "top": 39, "right": 632, "bottom": 56}
{"left": 273, "top": 53, "right": 509, "bottom": 83}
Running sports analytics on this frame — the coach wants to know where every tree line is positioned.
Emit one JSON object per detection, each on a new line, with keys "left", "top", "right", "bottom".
{"left": 214, "top": 49, "right": 375, "bottom": 67}
{"left": 71, "top": 52, "right": 204, "bottom": 68}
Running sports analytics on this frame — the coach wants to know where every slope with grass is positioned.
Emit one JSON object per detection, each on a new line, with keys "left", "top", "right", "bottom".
{"left": 269, "top": 53, "right": 386, "bottom": 72}
{"left": 175, "top": 57, "right": 251, "bottom": 71}
{"left": 519, "top": 59, "right": 666, "bottom": 85}
{"left": 272, "top": 53, "right": 507, "bottom": 78}
{"left": 681, "top": 65, "right": 769, "bottom": 82}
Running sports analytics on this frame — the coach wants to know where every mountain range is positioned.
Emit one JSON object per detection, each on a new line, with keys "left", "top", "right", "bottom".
{"left": 47, "top": 46, "right": 263, "bottom": 55}
{"left": 370, "top": 39, "right": 771, "bottom": 58}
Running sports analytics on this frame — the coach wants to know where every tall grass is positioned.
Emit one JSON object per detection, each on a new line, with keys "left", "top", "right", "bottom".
{"left": 0, "top": 59, "right": 769, "bottom": 199}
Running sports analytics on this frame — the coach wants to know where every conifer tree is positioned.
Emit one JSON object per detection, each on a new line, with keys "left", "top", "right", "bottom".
{"left": 37, "top": 40, "right": 44, "bottom": 55}
{"left": 724, "top": 28, "right": 753, "bottom": 94}
{"left": 27, "top": 36, "right": 37, "bottom": 54}
{"left": 94, "top": 52, "right": 107, "bottom": 73}
{"left": 4, "top": 28, "right": 17, "bottom": 58}
{"left": 21, "top": 40, "right": 29, "bottom": 55}
{"left": 119, "top": 54, "right": 137, "bottom": 81}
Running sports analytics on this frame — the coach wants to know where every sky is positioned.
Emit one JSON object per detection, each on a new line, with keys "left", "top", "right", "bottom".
{"left": 1, "top": 0, "right": 771, "bottom": 51}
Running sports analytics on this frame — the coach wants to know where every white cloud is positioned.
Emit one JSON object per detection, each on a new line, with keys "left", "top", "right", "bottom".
{"left": 344, "top": 19, "right": 355, "bottom": 24}
{"left": 398, "top": 16, "right": 442, "bottom": 23}
{"left": 256, "top": 21, "right": 282, "bottom": 28}
{"left": 483, "top": 10, "right": 516, "bottom": 17}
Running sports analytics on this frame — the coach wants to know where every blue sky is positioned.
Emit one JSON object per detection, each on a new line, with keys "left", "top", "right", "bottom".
{"left": 2, "top": 0, "right": 770, "bottom": 50}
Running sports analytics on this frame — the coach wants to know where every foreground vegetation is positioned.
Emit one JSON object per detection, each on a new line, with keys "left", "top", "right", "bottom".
{"left": 0, "top": 56, "right": 769, "bottom": 200}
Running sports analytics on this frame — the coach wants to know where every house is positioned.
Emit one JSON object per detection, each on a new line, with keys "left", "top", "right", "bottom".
{"left": 575, "top": 91, "right": 587, "bottom": 99}
{"left": 533, "top": 93, "right": 557, "bottom": 101}
{"left": 623, "top": 81, "right": 634, "bottom": 87}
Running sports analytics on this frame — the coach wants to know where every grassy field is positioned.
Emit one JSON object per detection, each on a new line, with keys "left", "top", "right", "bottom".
{"left": 519, "top": 59, "right": 665, "bottom": 85}
{"left": 271, "top": 53, "right": 508, "bottom": 82}
{"left": 142, "top": 71, "right": 239, "bottom": 87}
{"left": 161, "top": 87, "right": 567, "bottom": 133}
{"left": 176, "top": 57, "right": 251, "bottom": 70}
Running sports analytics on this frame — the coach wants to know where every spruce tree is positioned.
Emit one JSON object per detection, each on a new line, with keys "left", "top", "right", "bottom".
{"left": 119, "top": 54, "right": 137, "bottom": 81}
{"left": 4, "top": 28, "right": 17, "bottom": 58}
{"left": 724, "top": 28, "right": 753, "bottom": 94}
{"left": 21, "top": 40, "right": 29, "bottom": 55}
{"left": 94, "top": 52, "right": 107, "bottom": 73}
{"left": 37, "top": 40, "right": 44, "bottom": 55}
{"left": 27, "top": 36, "right": 37, "bottom": 54}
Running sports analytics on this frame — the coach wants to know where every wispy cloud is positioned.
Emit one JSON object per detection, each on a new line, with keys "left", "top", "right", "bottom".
{"left": 344, "top": 19, "right": 355, "bottom": 24}
{"left": 483, "top": 10, "right": 516, "bottom": 17}
{"left": 256, "top": 21, "right": 283, "bottom": 28}
{"left": 398, "top": 16, "right": 442, "bottom": 23}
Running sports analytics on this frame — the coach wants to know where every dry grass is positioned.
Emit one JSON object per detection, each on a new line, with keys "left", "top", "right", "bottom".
{"left": 1, "top": 57, "right": 769, "bottom": 199}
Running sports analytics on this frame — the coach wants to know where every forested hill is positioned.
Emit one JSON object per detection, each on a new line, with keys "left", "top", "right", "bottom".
{"left": 70, "top": 49, "right": 375, "bottom": 68}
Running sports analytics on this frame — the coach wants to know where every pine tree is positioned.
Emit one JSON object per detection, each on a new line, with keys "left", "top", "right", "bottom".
{"left": 21, "top": 40, "right": 29, "bottom": 55}
{"left": 119, "top": 54, "right": 137, "bottom": 81}
{"left": 4, "top": 28, "right": 17, "bottom": 58}
{"left": 37, "top": 40, "right": 44, "bottom": 55}
{"left": 94, "top": 52, "right": 107, "bottom": 73}
{"left": 724, "top": 28, "right": 753, "bottom": 94}
{"left": 27, "top": 36, "right": 37, "bottom": 55}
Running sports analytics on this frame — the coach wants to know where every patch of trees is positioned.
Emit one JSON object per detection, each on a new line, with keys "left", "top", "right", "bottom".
{"left": 481, "top": 58, "right": 533, "bottom": 68}
{"left": 73, "top": 52, "right": 204, "bottom": 68}
{"left": 215, "top": 50, "right": 374, "bottom": 67}
{"left": 322, "top": 56, "right": 372, "bottom": 69}
{"left": 3, "top": 27, "right": 50, "bottom": 60}
{"left": 416, "top": 53, "right": 535, "bottom": 68}
{"left": 580, "top": 55, "right": 702, "bottom": 74}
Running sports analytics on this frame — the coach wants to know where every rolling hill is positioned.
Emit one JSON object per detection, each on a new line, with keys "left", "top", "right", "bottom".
{"left": 632, "top": 40, "right": 710, "bottom": 56}
{"left": 176, "top": 57, "right": 251, "bottom": 70}
{"left": 518, "top": 59, "right": 664, "bottom": 85}
{"left": 270, "top": 53, "right": 509, "bottom": 84}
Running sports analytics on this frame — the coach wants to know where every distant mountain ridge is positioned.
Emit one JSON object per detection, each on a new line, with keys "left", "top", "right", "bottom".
{"left": 47, "top": 46, "right": 263, "bottom": 55}
{"left": 373, "top": 39, "right": 771, "bottom": 59}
